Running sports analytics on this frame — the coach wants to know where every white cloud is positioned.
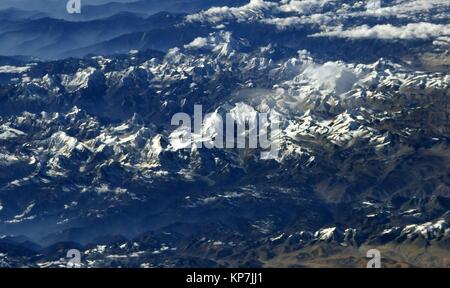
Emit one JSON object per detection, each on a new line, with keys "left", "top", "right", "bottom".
{"left": 184, "top": 0, "right": 450, "bottom": 41}
{"left": 185, "top": 0, "right": 338, "bottom": 26}
{"left": 185, "top": 0, "right": 275, "bottom": 24}
{"left": 366, "top": 0, "right": 381, "bottom": 11}
{"left": 312, "top": 22, "right": 450, "bottom": 40}
{"left": 301, "top": 61, "right": 358, "bottom": 94}
{"left": 357, "top": 0, "right": 450, "bottom": 18}
{"left": 433, "top": 36, "right": 450, "bottom": 47}
{"left": 184, "top": 37, "right": 208, "bottom": 49}
{"left": 262, "top": 13, "right": 332, "bottom": 28}
{"left": 278, "top": 0, "right": 335, "bottom": 13}
{"left": 262, "top": 16, "right": 304, "bottom": 28}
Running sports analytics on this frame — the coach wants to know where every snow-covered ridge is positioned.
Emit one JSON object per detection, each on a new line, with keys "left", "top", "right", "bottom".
{"left": 401, "top": 220, "right": 449, "bottom": 240}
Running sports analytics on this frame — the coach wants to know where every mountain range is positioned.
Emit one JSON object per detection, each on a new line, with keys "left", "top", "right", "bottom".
{"left": 0, "top": 0, "right": 449, "bottom": 267}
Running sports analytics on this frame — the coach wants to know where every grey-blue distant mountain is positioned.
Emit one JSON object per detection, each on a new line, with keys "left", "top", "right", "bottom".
{"left": 0, "top": 0, "right": 248, "bottom": 59}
